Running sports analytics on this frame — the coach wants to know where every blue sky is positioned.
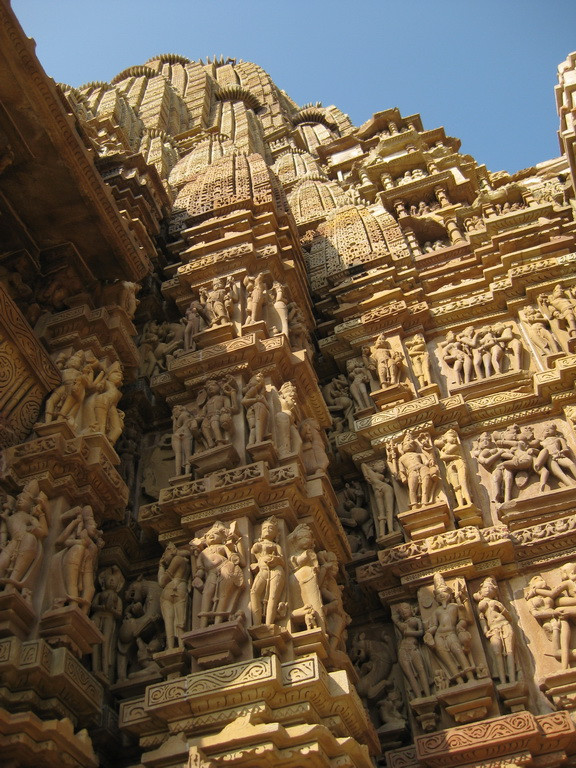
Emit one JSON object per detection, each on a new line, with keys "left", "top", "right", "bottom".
{"left": 12, "top": 0, "right": 576, "bottom": 174}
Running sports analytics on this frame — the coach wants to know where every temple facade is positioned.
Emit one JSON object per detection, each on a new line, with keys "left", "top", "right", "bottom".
{"left": 3, "top": 1, "right": 576, "bottom": 766}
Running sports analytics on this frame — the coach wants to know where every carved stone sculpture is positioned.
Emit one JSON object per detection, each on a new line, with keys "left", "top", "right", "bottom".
{"left": 117, "top": 575, "right": 162, "bottom": 681}
{"left": 0, "top": 481, "right": 49, "bottom": 594}
{"left": 338, "top": 481, "right": 374, "bottom": 542}
{"left": 346, "top": 357, "right": 373, "bottom": 411}
{"left": 196, "top": 377, "right": 239, "bottom": 451}
{"left": 538, "top": 282, "right": 576, "bottom": 338}
{"left": 242, "top": 373, "right": 269, "bottom": 446}
{"left": 318, "top": 549, "right": 351, "bottom": 651}
{"left": 158, "top": 542, "right": 191, "bottom": 649}
{"left": 171, "top": 404, "right": 201, "bottom": 475}
{"left": 288, "top": 523, "right": 324, "bottom": 630}
{"left": 299, "top": 418, "right": 330, "bottom": 475}
{"left": 525, "top": 565, "right": 576, "bottom": 669}
{"left": 201, "top": 277, "right": 236, "bottom": 326}
{"left": 473, "top": 576, "right": 517, "bottom": 684}
{"left": 386, "top": 431, "right": 439, "bottom": 508}
{"left": 369, "top": 333, "right": 403, "bottom": 388}
{"left": 434, "top": 429, "right": 473, "bottom": 508}
{"left": 191, "top": 521, "right": 245, "bottom": 628}
{"left": 323, "top": 375, "right": 355, "bottom": 432}
{"left": 351, "top": 631, "right": 395, "bottom": 706}
{"left": 274, "top": 381, "right": 302, "bottom": 459}
{"left": 91, "top": 565, "right": 124, "bottom": 681}
{"left": 533, "top": 423, "right": 576, "bottom": 490}
{"left": 249, "top": 517, "right": 286, "bottom": 626}
{"left": 85, "top": 360, "right": 124, "bottom": 444}
{"left": 392, "top": 602, "right": 430, "bottom": 698}
{"left": 522, "top": 305, "right": 562, "bottom": 356}
{"left": 51, "top": 504, "right": 103, "bottom": 613}
{"left": 439, "top": 331, "right": 474, "bottom": 385}
{"left": 270, "top": 281, "right": 289, "bottom": 337}
{"left": 361, "top": 460, "right": 396, "bottom": 538}
{"left": 183, "top": 300, "right": 208, "bottom": 351}
{"left": 243, "top": 272, "right": 267, "bottom": 325}
{"left": 405, "top": 334, "right": 433, "bottom": 389}
{"left": 423, "top": 573, "right": 477, "bottom": 685}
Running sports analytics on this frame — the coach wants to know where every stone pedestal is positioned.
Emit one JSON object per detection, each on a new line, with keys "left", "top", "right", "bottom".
{"left": 248, "top": 623, "right": 291, "bottom": 659}
{"left": 290, "top": 626, "right": 330, "bottom": 659}
{"left": 0, "top": 589, "right": 36, "bottom": 640}
{"left": 246, "top": 439, "right": 278, "bottom": 466}
{"left": 376, "top": 529, "right": 404, "bottom": 548}
{"left": 541, "top": 668, "right": 576, "bottom": 712}
{"left": 183, "top": 617, "right": 249, "bottom": 669}
{"left": 453, "top": 502, "right": 483, "bottom": 528}
{"left": 410, "top": 695, "right": 438, "bottom": 732}
{"left": 194, "top": 323, "right": 236, "bottom": 348}
{"left": 497, "top": 681, "right": 529, "bottom": 712}
{"left": 370, "top": 383, "right": 412, "bottom": 408}
{"left": 191, "top": 444, "right": 240, "bottom": 476}
{"left": 436, "top": 678, "right": 494, "bottom": 724}
{"left": 39, "top": 605, "right": 103, "bottom": 658}
{"left": 498, "top": 485, "right": 576, "bottom": 529}
{"left": 153, "top": 646, "right": 191, "bottom": 679}
{"left": 241, "top": 320, "right": 268, "bottom": 339}
{"left": 397, "top": 500, "right": 450, "bottom": 540}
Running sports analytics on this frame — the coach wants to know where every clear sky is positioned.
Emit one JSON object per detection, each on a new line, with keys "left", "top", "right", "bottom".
{"left": 11, "top": 0, "right": 576, "bottom": 174}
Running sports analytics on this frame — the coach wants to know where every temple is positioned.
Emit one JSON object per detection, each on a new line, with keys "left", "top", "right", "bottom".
{"left": 3, "top": 1, "right": 576, "bottom": 766}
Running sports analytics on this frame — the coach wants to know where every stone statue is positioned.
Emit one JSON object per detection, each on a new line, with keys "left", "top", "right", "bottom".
{"left": 472, "top": 428, "right": 536, "bottom": 504}
{"left": 0, "top": 481, "right": 49, "bottom": 593}
{"left": 434, "top": 429, "right": 473, "bottom": 508}
{"left": 351, "top": 631, "right": 395, "bottom": 705}
{"left": 85, "top": 360, "right": 124, "bottom": 444}
{"left": 473, "top": 576, "right": 516, "bottom": 684}
{"left": 249, "top": 517, "right": 286, "bottom": 626}
{"left": 439, "top": 331, "right": 474, "bottom": 385}
{"left": 158, "top": 542, "right": 191, "bottom": 649}
{"left": 346, "top": 358, "right": 373, "bottom": 411}
{"left": 270, "top": 281, "right": 290, "bottom": 337}
{"left": 196, "top": 377, "right": 239, "bottom": 450}
{"left": 201, "top": 277, "right": 235, "bottom": 326}
{"left": 405, "top": 334, "right": 432, "bottom": 389}
{"left": 171, "top": 404, "right": 199, "bottom": 475}
{"left": 299, "top": 418, "right": 330, "bottom": 475}
{"left": 533, "top": 423, "right": 576, "bottom": 491}
{"left": 52, "top": 504, "right": 103, "bottom": 613}
{"left": 538, "top": 283, "right": 576, "bottom": 338}
{"left": 386, "top": 432, "right": 439, "bottom": 508}
{"left": 287, "top": 302, "right": 312, "bottom": 355}
{"left": 117, "top": 575, "right": 162, "bottom": 681}
{"left": 190, "top": 521, "right": 245, "bottom": 628}
{"left": 338, "top": 481, "right": 374, "bottom": 542}
{"left": 525, "top": 565, "right": 576, "bottom": 669}
{"left": 392, "top": 602, "right": 430, "bottom": 698}
{"left": 183, "top": 300, "right": 208, "bottom": 351}
{"left": 523, "top": 305, "right": 562, "bottom": 356}
{"left": 274, "top": 381, "right": 302, "bottom": 459}
{"left": 369, "top": 334, "right": 403, "bottom": 388}
{"left": 318, "top": 549, "right": 351, "bottom": 652}
{"left": 361, "top": 461, "right": 396, "bottom": 538}
{"left": 288, "top": 523, "right": 324, "bottom": 630}
{"left": 49, "top": 350, "right": 102, "bottom": 426}
{"left": 423, "top": 573, "right": 476, "bottom": 685}
{"left": 243, "top": 272, "right": 267, "bottom": 325}
{"left": 323, "top": 375, "right": 355, "bottom": 432}
{"left": 242, "top": 373, "right": 270, "bottom": 446}
{"left": 91, "top": 565, "right": 125, "bottom": 681}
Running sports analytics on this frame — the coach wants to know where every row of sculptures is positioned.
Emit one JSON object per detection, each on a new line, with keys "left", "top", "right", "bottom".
{"left": 138, "top": 272, "right": 313, "bottom": 378}
{"left": 170, "top": 375, "right": 329, "bottom": 476}
{"left": 87, "top": 519, "right": 350, "bottom": 682}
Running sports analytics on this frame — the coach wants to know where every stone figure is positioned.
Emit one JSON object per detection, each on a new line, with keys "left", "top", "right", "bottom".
{"left": 139, "top": 321, "right": 182, "bottom": 378}
{"left": 270, "top": 281, "right": 290, "bottom": 337}
{"left": 405, "top": 334, "right": 433, "bottom": 389}
{"left": 439, "top": 331, "right": 474, "bottom": 385}
{"left": 392, "top": 602, "right": 430, "bottom": 699}
{"left": 386, "top": 432, "right": 439, "bottom": 508}
{"left": 434, "top": 429, "right": 473, "bottom": 508}
{"left": 91, "top": 565, "right": 125, "bottom": 681}
{"left": 522, "top": 305, "right": 562, "bottom": 356}
{"left": 299, "top": 418, "right": 330, "bottom": 475}
{"left": 201, "top": 277, "right": 235, "bottom": 326}
{"left": 533, "top": 423, "right": 576, "bottom": 491}
{"left": 346, "top": 358, "right": 373, "bottom": 411}
{"left": 242, "top": 373, "right": 270, "bottom": 446}
{"left": 171, "top": 404, "right": 201, "bottom": 475}
{"left": 0, "top": 481, "right": 49, "bottom": 593}
{"left": 196, "top": 377, "right": 239, "bottom": 450}
{"left": 525, "top": 565, "right": 576, "bottom": 669}
{"left": 249, "top": 517, "right": 286, "bottom": 626}
{"left": 473, "top": 576, "right": 516, "bottom": 684}
{"left": 472, "top": 428, "right": 535, "bottom": 504}
{"left": 318, "top": 550, "right": 351, "bottom": 651}
{"left": 538, "top": 283, "right": 576, "bottom": 338}
{"left": 288, "top": 523, "right": 324, "bottom": 630}
{"left": 323, "top": 375, "right": 355, "bottom": 432}
{"left": 338, "top": 481, "right": 374, "bottom": 542}
{"left": 50, "top": 350, "right": 103, "bottom": 425}
{"left": 351, "top": 631, "right": 395, "bottom": 705}
{"left": 243, "top": 272, "right": 267, "bottom": 325}
{"left": 85, "top": 360, "right": 124, "bottom": 444}
{"left": 52, "top": 504, "right": 103, "bottom": 613}
{"left": 361, "top": 461, "right": 396, "bottom": 538}
{"left": 183, "top": 300, "right": 208, "bottom": 351}
{"left": 158, "top": 542, "right": 191, "bottom": 649}
{"left": 190, "top": 521, "right": 245, "bottom": 628}
{"left": 423, "top": 573, "right": 476, "bottom": 685}
{"left": 117, "top": 575, "right": 162, "bottom": 681}
{"left": 287, "top": 302, "right": 313, "bottom": 355}
{"left": 369, "top": 334, "right": 403, "bottom": 388}
{"left": 274, "top": 381, "right": 302, "bottom": 458}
